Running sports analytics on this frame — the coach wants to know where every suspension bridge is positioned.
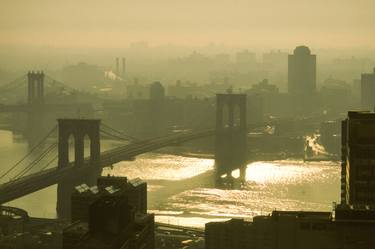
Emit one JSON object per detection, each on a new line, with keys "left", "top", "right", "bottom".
{"left": 0, "top": 120, "right": 215, "bottom": 208}
{"left": 0, "top": 72, "right": 95, "bottom": 141}
{"left": 0, "top": 72, "right": 263, "bottom": 219}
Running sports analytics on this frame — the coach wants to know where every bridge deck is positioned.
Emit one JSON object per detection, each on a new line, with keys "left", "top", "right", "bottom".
{"left": 0, "top": 129, "right": 215, "bottom": 204}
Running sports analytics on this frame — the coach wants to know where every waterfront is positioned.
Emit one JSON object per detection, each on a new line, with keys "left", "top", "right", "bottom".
{"left": 0, "top": 130, "right": 340, "bottom": 228}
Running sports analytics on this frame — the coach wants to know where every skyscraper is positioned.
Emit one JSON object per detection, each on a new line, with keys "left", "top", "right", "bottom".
{"left": 361, "top": 68, "right": 375, "bottom": 110}
{"left": 341, "top": 111, "right": 375, "bottom": 206}
{"left": 288, "top": 46, "right": 316, "bottom": 95}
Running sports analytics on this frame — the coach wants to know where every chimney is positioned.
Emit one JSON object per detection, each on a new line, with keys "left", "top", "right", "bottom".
{"left": 115, "top": 57, "right": 119, "bottom": 76}
{"left": 122, "top": 57, "right": 126, "bottom": 78}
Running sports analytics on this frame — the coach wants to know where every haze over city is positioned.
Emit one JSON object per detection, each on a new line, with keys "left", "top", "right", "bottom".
{"left": 1, "top": 0, "right": 375, "bottom": 48}
{"left": 0, "top": 0, "right": 375, "bottom": 249}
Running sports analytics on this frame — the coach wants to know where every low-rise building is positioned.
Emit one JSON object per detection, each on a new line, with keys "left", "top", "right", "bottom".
{"left": 64, "top": 195, "right": 154, "bottom": 249}
{"left": 205, "top": 210, "right": 375, "bottom": 249}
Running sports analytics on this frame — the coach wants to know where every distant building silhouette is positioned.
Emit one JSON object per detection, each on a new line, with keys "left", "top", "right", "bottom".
{"left": 360, "top": 68, "right": 375, "bottom": 110}
{"left": 149, "top": 81, "right": 165, "bottom": 100}
{"left": 288, "top": 46, "right": 316, "bottom": 95}
{"left": 235, "top": 50, "right": 256, "bottom": 66}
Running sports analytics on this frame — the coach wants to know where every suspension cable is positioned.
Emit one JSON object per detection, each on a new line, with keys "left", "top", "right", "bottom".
{"left": 13, "top": 143, "right": 57, "bottom": 180}
{"left": 44, "top": 75, "right": 79, "bottom": 93}
{"left": 0, "top": 125, "right": 57, "bottom": 180}
{"left": 101, "top": 122, "right": 139, "bottom": 141}
{"left": 0, "top": 75, "right": 26, "bottom": 90}
{"left": 38, "top": 155, "right": 58, "bottom": 172}
{"left": 100, "top": 129, "right": 133, "bottom": 142}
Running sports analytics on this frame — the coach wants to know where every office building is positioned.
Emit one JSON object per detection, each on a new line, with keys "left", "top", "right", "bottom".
{"left": 341, "top": 111, "right": 375, "bottom": 206}
{"left": 288, "top": 46, "right": 316, "bottom": 95}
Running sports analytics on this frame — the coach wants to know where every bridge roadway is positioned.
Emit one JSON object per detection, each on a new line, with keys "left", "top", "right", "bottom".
{"left": 0, "top": 129, "right": 215, "bottom": 204}
{"left": 0, "top": 103, "right": 94, "bottom": 113}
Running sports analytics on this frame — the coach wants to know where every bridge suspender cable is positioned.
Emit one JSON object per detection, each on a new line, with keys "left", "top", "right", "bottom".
{"left": 101, "top": 122, "right": 140, "bottom": 141}
{"left": 100, "top": 129, "right": 137, "bottom": 142}
{"left": 12, "top": 143, "right": 58, "bottom": 180}
{"left": 38, "top": 155, "right": 58, "bottom": 172}
{"left": 0, "top": 125, "right": 57, "bottom": 181}
{"left": 0, "top": 75, "right": 26, "bottom": 89}
{"left": 0, "top": 75, "right": 27, "bottom": 94}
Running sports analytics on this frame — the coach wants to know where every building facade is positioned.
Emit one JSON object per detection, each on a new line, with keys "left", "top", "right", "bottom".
{"left": 341, "top": 111, "right": 375, "bottom": 206}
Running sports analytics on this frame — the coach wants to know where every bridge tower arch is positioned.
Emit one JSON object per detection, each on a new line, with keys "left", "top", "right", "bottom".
{"left": 215, "top": 93, "right": 247, "bottom": 186}
{"left": 57, "top": 119, "right": 101, "bottom": 169}
{"left": 57, "top": 119, "right": 101, "bottom": 220}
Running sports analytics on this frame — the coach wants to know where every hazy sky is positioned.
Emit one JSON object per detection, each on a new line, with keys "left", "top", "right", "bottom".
{"left": 1, "top": 0, "right": 374, "bottom": 48}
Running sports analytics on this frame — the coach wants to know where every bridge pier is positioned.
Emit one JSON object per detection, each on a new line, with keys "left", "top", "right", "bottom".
{"left": 215, "top": 94, "right": 247, "bottom": 187}
{"left": 56, "top": 119, "right": 101, "bottom": 220}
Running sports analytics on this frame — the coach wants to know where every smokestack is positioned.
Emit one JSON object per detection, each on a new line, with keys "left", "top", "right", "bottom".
{"left": 122, "top": 57, "right": 126, "bottom": 78}
{"left": 115, "top": 57, "right": 119, "bottom": 76}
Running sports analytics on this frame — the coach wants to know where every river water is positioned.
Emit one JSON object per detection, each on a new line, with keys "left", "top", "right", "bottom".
{"left": 0, "top": 130, "right": 341, "bottom": 228}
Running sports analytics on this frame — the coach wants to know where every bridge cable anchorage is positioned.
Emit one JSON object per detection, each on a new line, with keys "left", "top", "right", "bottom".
{"left": 101, "top": 122, "right": 140, "bottom": 141}
{"left": 0, "top": 125, "right": 57, "bottom": 181}
{"left": 12, "top": 143, "right": 58, "bottom": 180}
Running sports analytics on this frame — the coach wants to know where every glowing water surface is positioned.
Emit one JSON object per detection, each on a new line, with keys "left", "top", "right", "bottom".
{"left": 105, "top": 155, "right": 340, "bottom": 228}
{"left": 0, "top": 130, "right": 340, "bottom": 228}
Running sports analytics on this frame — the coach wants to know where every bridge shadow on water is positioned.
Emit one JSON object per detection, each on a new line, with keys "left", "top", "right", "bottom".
{"left": 146, "top": 169, "right": 245, "bottom": 209}
{"left": 146, "top": 170, "right": 215, "bottom": 209}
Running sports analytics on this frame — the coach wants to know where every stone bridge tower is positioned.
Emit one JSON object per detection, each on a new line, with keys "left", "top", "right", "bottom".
{"left": 26, "top": 71, "right": 45, "bottom": 145}
{"left": 56, "top": 119, "right": 101, "bottom": 220}
{"left": 27, "top": 71, "right": 44, "bottom": 105}
{"left": 215, "top": 94, "right": 247, "bottom": 186}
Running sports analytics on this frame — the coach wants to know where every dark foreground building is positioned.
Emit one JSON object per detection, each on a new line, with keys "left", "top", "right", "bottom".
{"left": 206, "top": 210, "right": 375, "bottom": 249}
{"left": 341, "top": 111, "right": 375, "bottom": 205}
{"left": 64, "top": 196, "right": 154, "bottom": 249}
{"left": 63, "top": 176, "right": 154, "bottom": 249}
{"left": 71, "top": 176, "right": 147, "bottom": 223}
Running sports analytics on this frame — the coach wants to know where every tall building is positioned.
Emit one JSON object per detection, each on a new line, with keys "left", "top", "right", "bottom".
{"left": 361, "top": 68, "right": 375, "bottom": 110}
{"left": 288, "top": 46, "right": 316, "bottom": 95}
{"left": 341, "top": 111, "right": 375, "bottom": 206}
